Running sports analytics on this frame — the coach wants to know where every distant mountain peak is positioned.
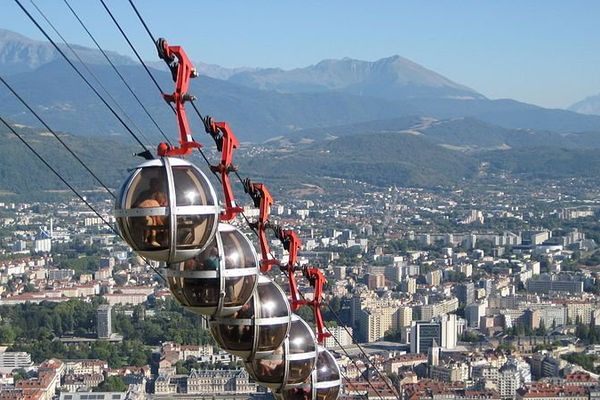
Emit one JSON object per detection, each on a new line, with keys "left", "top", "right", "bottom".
{"left": 0, "top": 28, "right": 37, "bottom": 42}
{"left": 569, "top": 93, "right": 600, "bottom": 116}
{"left": 380, "top": 54, "right": 410, "bottom": 62}
{"left": 0, "top": 28, "right": 134, "bottom": 76}
{"left": 227, "top": 54, "right": 484, "bottom": 100}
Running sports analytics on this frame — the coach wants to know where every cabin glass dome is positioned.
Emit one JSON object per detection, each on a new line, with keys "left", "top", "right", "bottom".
{"left": 314, "top": 348, "right": 341, "bottom": 400}
{"left": 274, "top": 347, "right": 341, "bottom": 400}
{"left": 210, "top": 275, "right": 291, "bottom": 359}
{"left": 245, "top": 314, "right": 317, "bottom": 391}
{"left": 114, "top": 157, "right": 219, "bottom": 263}
{"left": 167, "top": 223, "right": 259, "bottom": 317}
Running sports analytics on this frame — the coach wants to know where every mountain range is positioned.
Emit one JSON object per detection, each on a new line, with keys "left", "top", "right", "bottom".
{"left": 225, "top": 55, "right": 483, "bottom": 101}
{"left": 2, "top": 28, "right": 600, "bottom": 194}
{"left": 3, "top": 28, "right": 600, "bottom": 141}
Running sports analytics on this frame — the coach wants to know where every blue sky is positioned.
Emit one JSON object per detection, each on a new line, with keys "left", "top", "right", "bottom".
{"left": 1, "top": 0, "right": 599, "bottom": 109}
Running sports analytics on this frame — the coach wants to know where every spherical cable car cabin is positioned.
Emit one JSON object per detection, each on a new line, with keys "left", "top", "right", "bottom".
{"left": 114, "top": 157, "right": 219, "bottom": 263}
{"left": 111, "top": 36, "right": 343, "bottom": 399}
{"left": 274, "top": 346, "right": 342, "bottom": 400}
{"left": 210, "top": 274, "right": 291, "bottom": 359}
{"left": 166, "top": 223, "right": 259, "bottom": 317}
{"left": 245, "top": 314, "right": 318, "bottom": 391}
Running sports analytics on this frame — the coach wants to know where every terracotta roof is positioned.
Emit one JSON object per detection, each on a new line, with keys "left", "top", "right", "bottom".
{"left": 517, "top": 383, "right": 589, "bottom": 398}
{"left": 565, "top": 371, "right": 596, "bottom": 382}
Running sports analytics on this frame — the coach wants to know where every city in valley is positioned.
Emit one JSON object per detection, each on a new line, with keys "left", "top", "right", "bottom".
{"left": 2, "top": 169, "right": 600, "bottom": 400}
{"left": 2, "top": 3, "right": 600, "bottom": 400}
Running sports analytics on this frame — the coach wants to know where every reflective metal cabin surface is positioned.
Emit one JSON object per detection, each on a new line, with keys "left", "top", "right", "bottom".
{"left": 274, "top": 346, "right": 341, "bottom": 400}
{"left": 210, "top": 274, "right": 291, "bottom": 359}
{"left": 245, "top": 314, "right": 317, "bottom": 391}
{"left": 114, "top": 157, "right": 219, "bottom": 263}
{"left": 167, "top": 223, "right": 259, "bottom": 317}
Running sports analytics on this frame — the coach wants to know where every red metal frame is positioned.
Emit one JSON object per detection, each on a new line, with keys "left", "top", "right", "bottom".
{"left": 301, "top": 267, "right": 332, "bottom": 343}
{"left": 156, "top": 38, "right": 201, "bottom": 157}
{"left": 245, "top": 182, "right": 330, "bottom": 343}
{"left": 244, "top": 181, "right": 279, "bottom": 272}
{"left": 153, "top": 39, "right": 331, "bottom": 344}
{"left": 205, "top": 118, "right": 243, "bottom": 221}
{"left": 277, "top": 229, "right": 303, "bottom": 310}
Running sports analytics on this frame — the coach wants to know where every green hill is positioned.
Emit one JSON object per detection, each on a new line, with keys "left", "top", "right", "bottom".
{"left": 243, "top": 131, "right": 479, "bottom": 187}
{"left": 3, "top": 119, "right": 600, "bottom": 201}
{"left": 0, "top": 122, "right": 141, "bottom": 198}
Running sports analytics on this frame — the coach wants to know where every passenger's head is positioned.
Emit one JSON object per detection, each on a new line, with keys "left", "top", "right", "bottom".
{"left": 154, "top": 192, "right": 168, "bottom": 206}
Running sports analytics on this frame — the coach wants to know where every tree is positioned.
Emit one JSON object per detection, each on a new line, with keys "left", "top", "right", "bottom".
{"left": 496, "top": 342, "right": 516, "bottom": 353}
{"left": 23, "top": 283, "right": 37, "bottom": 293}
{"left": 536, "top": 320, "right": 547, "bottom": 336}
{"left": 0, "top": 324, "right": 17, "bottom": 344}
{"left": 388, "top": 372, "right": 400, "bottom": 391}
{"left": 461, "top": 331, "right": 481, "bottom": 343}
{"left": 175, "top": 360, "right": 189, "bottom": 375}
{"left": 12, "top": 368, "right": 28, "bottom": 382}
{"left": 329, "top": 297, "right": 342, "bottom": 314}
{"left": 383, "top": 329, "right": 402, "bottom": 342}
{"left": 296, "top": 306, "right": 314, "bottom": 324}
{"left": 94, "top": 376, "right": 127, "bottom": 392}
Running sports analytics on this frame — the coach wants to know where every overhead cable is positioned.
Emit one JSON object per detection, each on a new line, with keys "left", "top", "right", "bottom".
{"left": 0, "top": 75, "right": 116, "bottom": 199}
{"left": 0, "top": 116, "right": 166, "bottom": 281}
{"left": 98, "top": 0, "right": 175, "bottom": 114}
{"left": 122, "top": 0, "right": 219, "bottom": 179}
{"left": 0, "top": 116, "right": 114, "bottom": 230}
{"left": 28, "top": 0, "right": 154, "bottom": 147}
{"left": 13, "top": 0, "right": 151, "bottom": 155}
{"left": 62, "top": 0, "right": 172, "bottom": 146}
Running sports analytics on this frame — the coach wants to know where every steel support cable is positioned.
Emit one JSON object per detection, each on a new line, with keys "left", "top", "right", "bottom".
{"left": 308, "top": 304, "right": 369, "bottom": 399}
{"left": 0, "top": 116, "right": 166, "bottom": 281}
{"left": 339, "top": 372, "right": 367, "bottom": 400}
{"left": 314, "top": 292, "right": 400, "bottom": 400}
{"left": 28, "top": 0, "right": 154, "bottom": 148}
{"left": 127, "top": 0, "right": 157, "bottom": 44}
{"left": 123, "top": 0, "right": 220, "bottom": 183}
{"left": 0, "top": 116, "right": 113, "bottom": 228}
{"left": 0, "top": 75, "right": 116, "bottom": 200}
{"left": 13, "top": 0, "right": 150, "bottom": 154}
{"left": 107, "top": 0, "right": 220, "bottom": 184}
{"left": 98, "top": 0, "right": 175, "bottom": 114}
{"left": 321, "top": 300, "right": 400, "bottom": 399}
{"left": 323, "top": 337, "right": 368, "bottom": 399}
{"left": 61, "top": 0, "right": 172, "bottom": 146}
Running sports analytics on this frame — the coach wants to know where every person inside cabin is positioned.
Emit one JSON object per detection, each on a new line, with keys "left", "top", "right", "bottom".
{"left": 226, "top": 302, "right": 253, "bottom": 345}
{"left": 135, "top": 177, "right": 163, "bottom": 206}
{"left": 204, "top": 246, "right": 220, "bottom": 270}
{"left": 138, "top": 191, "right": 168, "bottom": 247}
{"left": 257, "top": 346, "right": 284, "bottom": 379}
